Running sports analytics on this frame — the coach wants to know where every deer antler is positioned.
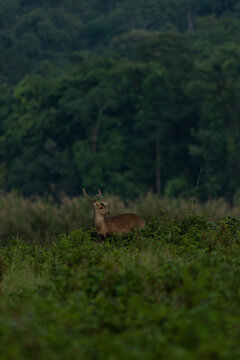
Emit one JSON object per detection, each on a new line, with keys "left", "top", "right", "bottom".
{"left": 97, "top": 189, "right": 104, "bottom": 201}
{"left": 82, "top": 188, "right": 96, "bottom": 202}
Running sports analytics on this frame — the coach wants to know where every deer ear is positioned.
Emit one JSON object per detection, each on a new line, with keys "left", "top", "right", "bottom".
{"left": 105, "top": 201, "right": 109, "bottom": 206}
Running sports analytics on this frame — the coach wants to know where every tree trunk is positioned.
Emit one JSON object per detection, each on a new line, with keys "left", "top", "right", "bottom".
{"left": 187, "top": 11, "right": 194, "bottom": 31}
{"left": 156, "top": 119, "right": 161, "bottom": 194}
{"left": 92, "top": 106, "right": 104, "bottom": 154}
{"left": 92, "top": 122, "right": 100, "bottom": 154}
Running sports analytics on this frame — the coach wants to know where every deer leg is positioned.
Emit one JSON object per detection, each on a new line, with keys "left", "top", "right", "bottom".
{"left": 137, "top": 229, "right": 141, "bottom": 242}
{"left": 96, "top": 233, "right": 104, "bottom": 243}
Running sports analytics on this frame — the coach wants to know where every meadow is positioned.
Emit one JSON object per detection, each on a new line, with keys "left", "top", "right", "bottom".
{"left": 0, "top": 192, "right": 239, "bottom": 244}
{"left": 1, "top": 195, "right": 240, "bottom": 359}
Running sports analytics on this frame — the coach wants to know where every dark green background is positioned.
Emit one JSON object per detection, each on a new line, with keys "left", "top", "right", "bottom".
{"left": 0, "top": 0, "right": 240, "bottom": 200}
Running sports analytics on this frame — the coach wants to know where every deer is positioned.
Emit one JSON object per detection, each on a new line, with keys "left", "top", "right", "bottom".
{"left": 83, "top": 188, "right": 145, "bottom": 239}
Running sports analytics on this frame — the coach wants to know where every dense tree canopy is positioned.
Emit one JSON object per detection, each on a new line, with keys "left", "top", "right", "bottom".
{"left": 0, "top": 0, "right": 240, "bottom": 200}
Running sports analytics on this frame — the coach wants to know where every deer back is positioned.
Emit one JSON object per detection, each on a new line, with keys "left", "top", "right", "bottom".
{"left": 104, "top": 213, "right": 145, "bottom": 235}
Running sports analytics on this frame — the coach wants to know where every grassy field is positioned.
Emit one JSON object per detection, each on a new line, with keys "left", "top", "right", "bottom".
{"left": 0, "top": 192, "right": 240, "bottom": 243}
{"left": 1, "top": 213, "right": 240, "bottom": 359}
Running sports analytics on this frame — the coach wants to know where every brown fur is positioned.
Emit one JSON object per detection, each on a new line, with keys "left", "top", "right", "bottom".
{"left": 98, "top": 213, "right": 145, "bottom": 238}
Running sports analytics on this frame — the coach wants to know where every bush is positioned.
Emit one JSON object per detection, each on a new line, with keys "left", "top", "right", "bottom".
{"left": 0, "top": 193, "right": 239, "bottom": 245}
{"left": 1, "top": 214, "right": 240, "bottom": 359}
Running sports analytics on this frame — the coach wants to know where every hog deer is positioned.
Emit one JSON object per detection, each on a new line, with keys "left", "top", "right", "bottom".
{"left": 83, "top": 189, "right": 145, "bottom": 239}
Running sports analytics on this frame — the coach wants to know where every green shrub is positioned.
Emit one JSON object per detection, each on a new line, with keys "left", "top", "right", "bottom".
{"left": 1, "top": 214, "right": 240, "bottom": 359}
{"left": 0, "top": 193, "right": 239, "bottom": 245}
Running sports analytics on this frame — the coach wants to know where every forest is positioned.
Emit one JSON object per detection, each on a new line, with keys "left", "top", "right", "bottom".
{"left": 0, "top": 0, "right": 240, "bottom": 201}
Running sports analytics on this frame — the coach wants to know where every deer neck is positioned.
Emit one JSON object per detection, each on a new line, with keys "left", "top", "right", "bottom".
{"left": 95, "top": 210, "right": 106, "bottom": 233}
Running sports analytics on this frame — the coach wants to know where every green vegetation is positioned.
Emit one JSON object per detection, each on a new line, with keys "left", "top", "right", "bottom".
{"left": 1, "top": 213, "right": 240, "bottom": 359}
{"left": 1, "top": 3, "right": 240, "bottom": 358}
{"left": 0, "top": 1, "right": 240, "bottom": 200}
{"left": 0, "top": 193, "right": 240, "bottom": 244}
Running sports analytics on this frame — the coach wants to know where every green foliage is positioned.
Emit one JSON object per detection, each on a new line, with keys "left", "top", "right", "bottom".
{"left": 0, "top": 193, "right": 239, "bottom": 245}
{"left": 1, "top": 1, "right": 240, "bottom": 199}
{"left": 1, "top": 214, "right": 240, "bottom": 358}
{"left": 165, "top": 176, "right": 194, "bottom": 198}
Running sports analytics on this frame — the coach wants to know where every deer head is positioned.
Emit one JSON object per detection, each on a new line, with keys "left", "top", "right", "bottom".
{"left": 83, "top": 188, "right": 110, "bottom": 215}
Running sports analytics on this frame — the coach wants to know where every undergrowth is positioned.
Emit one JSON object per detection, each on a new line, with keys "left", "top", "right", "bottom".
{"left": 1, "top": 214, "right": 240, "bottom": 359}
{"left": 0, "top": 193, "right": 239, "bottom": 244}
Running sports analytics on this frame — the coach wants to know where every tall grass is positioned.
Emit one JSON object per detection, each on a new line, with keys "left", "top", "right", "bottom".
{"left": 0, "top": 192, "right": 239, "bottom": 244}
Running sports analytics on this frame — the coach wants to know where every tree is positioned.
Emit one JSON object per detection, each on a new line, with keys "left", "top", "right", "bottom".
{"left": 137, "top": 64, "right": 174, "bottom": 194}
{"left": 189, "top": 42, "right": 240, "bottom": 198}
